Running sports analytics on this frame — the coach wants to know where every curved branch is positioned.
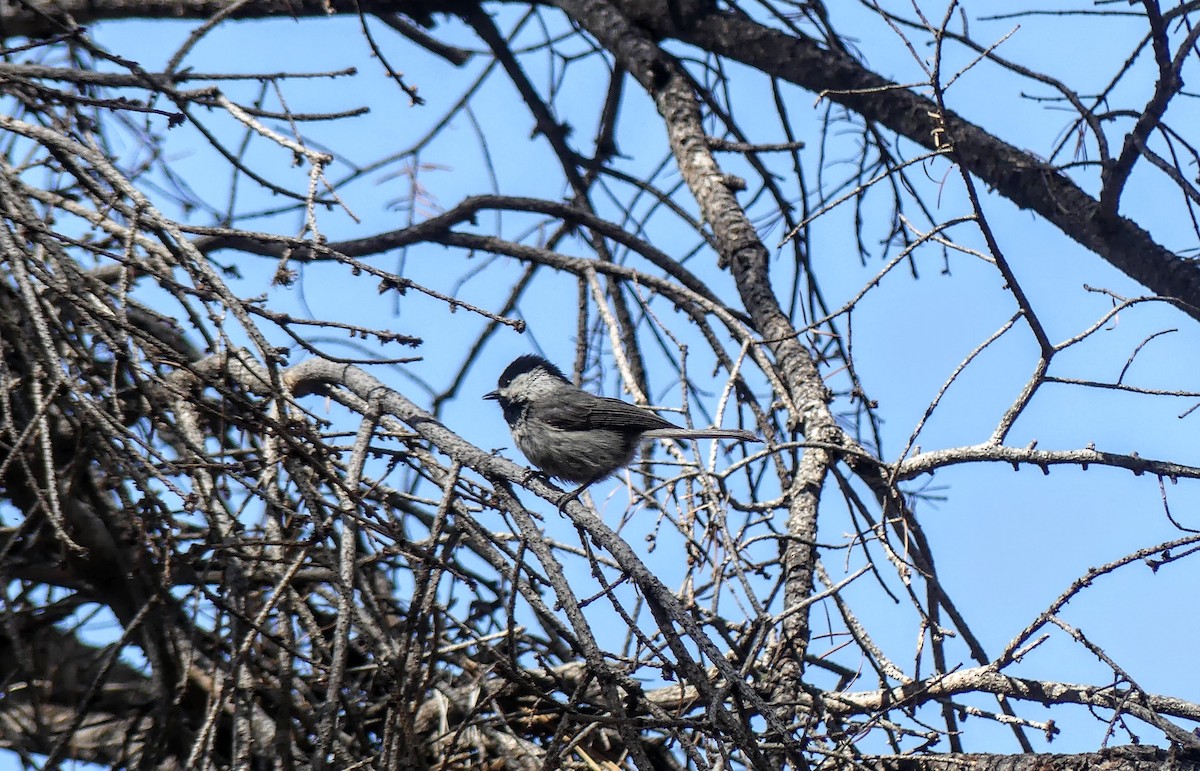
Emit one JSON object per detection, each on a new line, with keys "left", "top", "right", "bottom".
{"left": 896, "top": 443, "right": 1200, "bottom": 481}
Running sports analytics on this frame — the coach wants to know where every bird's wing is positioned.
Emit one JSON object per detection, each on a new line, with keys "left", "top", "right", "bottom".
{"left": 531, "top": 396, "right": 678, "bottom": 433}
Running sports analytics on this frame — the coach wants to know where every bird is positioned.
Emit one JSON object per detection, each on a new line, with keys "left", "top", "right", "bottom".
{"left": 485, "top": 354, "right": 758, "bottom": 509}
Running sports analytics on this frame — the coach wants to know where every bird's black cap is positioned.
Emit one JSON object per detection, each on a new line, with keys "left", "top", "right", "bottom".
{"left": 496, "top": 354, "right": 569, "bottom": 388}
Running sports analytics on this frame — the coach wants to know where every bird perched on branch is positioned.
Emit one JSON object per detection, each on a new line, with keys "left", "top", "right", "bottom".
{"left": 485, "top": 354, "right": 758, "bottom": 509}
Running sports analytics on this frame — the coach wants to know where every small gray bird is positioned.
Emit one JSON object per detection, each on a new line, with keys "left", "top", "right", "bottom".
{"left": 485, "top": 354, "right": 758, "bottom": 509}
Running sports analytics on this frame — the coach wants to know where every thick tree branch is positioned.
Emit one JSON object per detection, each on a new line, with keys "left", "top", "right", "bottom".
{"left": 650, "top": 8, "right": 1200, "bottom": 318}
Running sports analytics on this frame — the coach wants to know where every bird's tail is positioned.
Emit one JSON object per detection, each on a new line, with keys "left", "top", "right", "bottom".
{"left": 642, "top": 428, "right": 759, "bottom": 442}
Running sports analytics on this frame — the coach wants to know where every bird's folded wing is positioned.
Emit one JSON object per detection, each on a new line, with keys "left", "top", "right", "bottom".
{"left": 530, "top": 396, "right": 677, "bottom": 432}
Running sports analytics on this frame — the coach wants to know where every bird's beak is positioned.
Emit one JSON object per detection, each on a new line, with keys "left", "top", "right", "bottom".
{"left": 484, "top": 390, "right": 499, "bottom": 400}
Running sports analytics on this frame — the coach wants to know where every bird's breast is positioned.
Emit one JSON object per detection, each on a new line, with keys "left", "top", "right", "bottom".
{"left": 512, "top": 418, "right": 640, "bottom": 484}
